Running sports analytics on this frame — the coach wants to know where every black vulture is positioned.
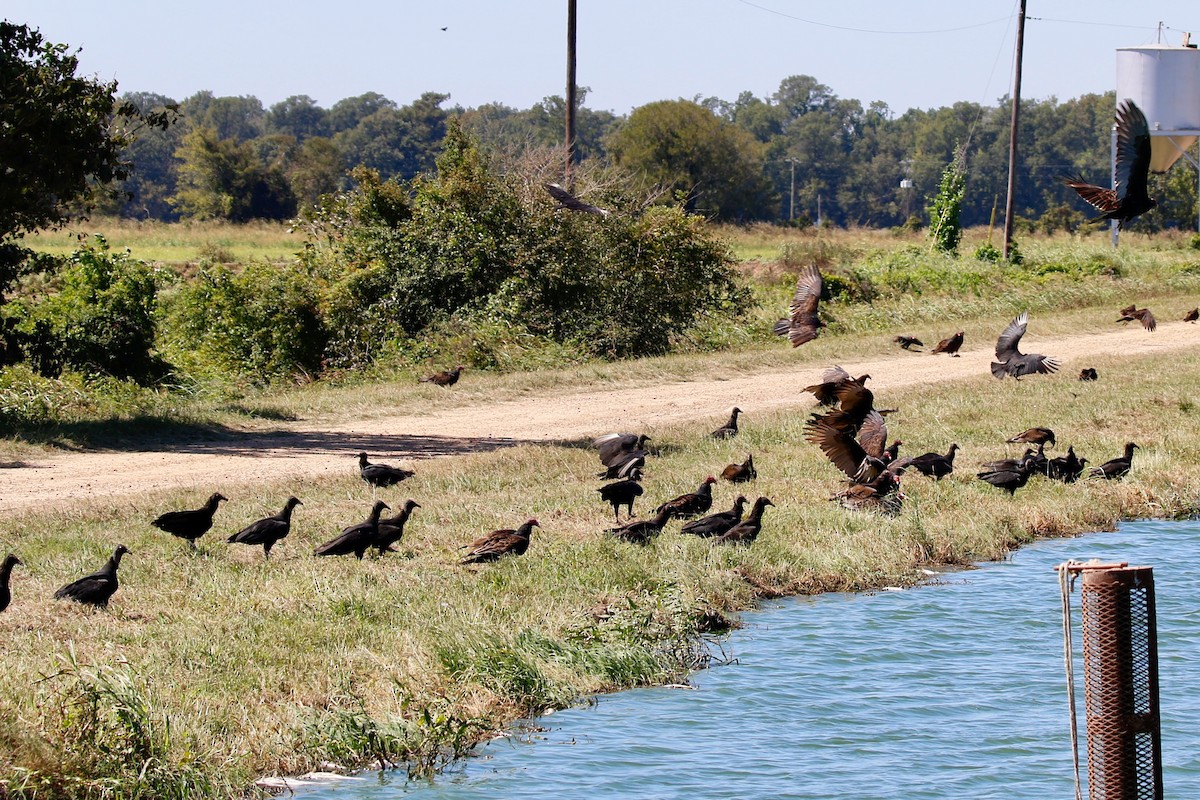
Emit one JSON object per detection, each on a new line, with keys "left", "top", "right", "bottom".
{"left": 151, "top": 492, "right": 227, "bottom": 549}
{"left": 227, "top": 497, "right": 302, "bottom": 560}
{"left": 54, "top": 545, "right": 129, "bottom": 607}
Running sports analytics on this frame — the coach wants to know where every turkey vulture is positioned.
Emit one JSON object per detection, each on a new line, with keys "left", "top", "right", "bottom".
{"left": 1185, "top": 308, "right": 1199, "bottom": 323}
{"left": 772, "top": 265, "right": 825, "bottom": 347}
{"left": 544, "top": 183, "right": 610, "bottom": 216}
{"left": 227, "top": 497, "right": 302, "bottom": 560}
{"left": 654, "top": 476, "right": 717, "bottom": 519}
{"left": 834, "top": 471, "right": 903, "bottom": 515}
{"left": 607, "top": 508, "right": 672, "bottom": 545}
{"left": 931, "top": 331, "right": 964, "bottom": 357}
{"left": 54, "top": 545, "right": 130, "bottom": 607}
{"left": 1116, "top": 306, "right": 1156, "bottom": 331}
{"left": 420, "top": 365, "right": 466, "bottom": 387}
{"left": 1064, "top": 99, "right": 1157, "bottom": 229}
{"left": 461, "top": 519, "right": 539, "bottom": 563}
{"left": 151, "top": 492, "right": 227, "bottom": 549}
{"left": 1007, "top": 427, "right": 1055, "bottom": 447}
{"left": 720, "top": 454, "right": 757, "bottom": 483}
{"left": 893, "top": 335, "right": 923, "bottom": 351}
{"left": 991, "top": 312, "right": 1059, "bottom": 379}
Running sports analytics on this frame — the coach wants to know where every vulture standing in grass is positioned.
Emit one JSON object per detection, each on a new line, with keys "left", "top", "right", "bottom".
{"left": 654, "top": 476, "right": 717, "bottom": 519}
{"left": 1116, "top": 306, "right": 1156, "bottom": 332}
{"left": 358, "top": 452, "right": 415, "bottom": 491}
{"left": 228, "top": 497, "right": 302, "bottom": 560}
{"left": 461, "top": 519, "right": 539, "bottom": 564}
{"left": 681, "top": 496, "right": 748, "bottom": 538}
{"left": 54, "top": 545, "right": 129, "bottom": 607}
{"left": 977, "top": 460, "right": 1035, "bottom": 496}
{"left": 607, "top": 508, "right": 673, "bottom": 545}
{"left": 1064, "top": 99, "right": 1157, "bottom": 229}
{"left": 315, "top": 501, "right": 390, "bottom": 560}
{"left": 1048, "top": 446, "right": 1088, "bottom": 484}
{"left": 773, "top": 265, "right": 825, "bottom": 347}
{"left": 834, "top": 471, "right": 903, "bottom": 515}
{"left": 544, "top": 183, "right": 610, "bottom": 216}
{"left": 1, "top": 553, "right": 20, "bottom": 612}
{"left": 373, "top": 499, "right": 420, "bottom": 554}
{"left": 1090, "top": 442, "right": 1138, "bottom": 480}
{"left": 720, "top": 454, "right": 756, "bottom": 483}
{"left": 710, "top": 407, "right": 742, "bottom": 439}
{"left": 714, "top": 497, "right": 774, "bottom": 546}
{"left": 1185, "top": 308, "right": 1199, "bottom": 323}
{"left": 1007, "top": 427, "right": 1055, "bottom": 448}
{"left": 1079, "top": 367, "right": 1099, "bottom": 382}
{"left": 931, "top": 331, "right": 964, "bottom": 357}
{"left": 893, "top": 335, "right": 923, "bottom": 351}
{"left": 597, "top": 472, "right": 644, "bottom": 522}
{"left": 420, "top": 365, "right": 466, "bottom": 387}
{"left": 991, "top": 312, "right": 1059, "bottom": 379}
{"left": 980, "top": 448, "right": 1035, "bottom": 474}
{"left": 906, "top": 444, "right": 960, "bottom": 480}
{"left": 152, "top": 492, "right": 227, "bottom": 550}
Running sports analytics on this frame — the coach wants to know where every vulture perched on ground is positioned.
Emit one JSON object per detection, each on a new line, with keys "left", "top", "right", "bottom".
{"left": 980, "top": 448, "right": 1035, "bottom": 474}
{"left": 720, "top": 454, "right": 757, "bottom": 483}
{"left": 834, "top": 471, "right": 903, "bottom": 515}
{"left": 607, "top": 508, "right": 673, "bottom": 545}
{"left": 1047, "top": 446, "right": 1088, "bottom": 484}
{"left": 358, "top": 453, "right": 415, "bottom": 491}
{"left": 773, "top": 265, "right": 825, "bottom": 347}
{"left": 314, "top": 501, "right": 390, "bottom": 560}
{"left": 977, "top": 459, "right": 1035, "bottom": 496}
{"left": 1007, "top": 427, "right": 1055, "bottom": 448}
{"left": 1090, "top": 442, "right": 1138, "bottom": 480}
{"left": 1079, "top": 367, "right": 1099, "bottom": 382}
{"left": 654, "top": 476, "right": 717, "bottom": 519}
{"left": 544, "top": 182, "right": 611, "bottom": 216}
{"left": 373, "top": 499, "right": 420, "bottom": 554}
{"left": 1, "top": 553, "right": 20, "bottom": 613}
{"left": 1185, "top": 308, "right": 1199, "bottom": 323}
{"left": 420, "top": 365, "right": 466, "bottom": 387}
{"left": 991, "top": 312, "right": 1059, "bottom": 379}
{"left": 227, "top": 497, "right": 303, "bottom": 560}
{"left": 931, "top": 331, "right": 964, "bottom": 357}
{"left": 1116, "top": 306, "right": 1156, "bottom": 332}
{"left": 151, "top": 492, "right": 227, "bottom": 549}
{"left": 461, "top": 519, "right": 540, "bottom": 564}
{"left": 681, "top": 496, "right": 748, "bottom": 538}
{"left": 713, "top": 497, "right": 774, "bottom": 546}
{"left": 893, "top": 335, "right": 923, "bottom": 351}
{"left": 597, "top": 472, "right": 644, "bottom": 522}
{"left": 711, "top": 407, "right": 742, "bottom": 439}
{"left": 905, "top": 444, "right": 960, "bottom": 480}
{"left": 54, "top": 545, "right": 129, "bottom": 607}
{"left": 1064, "top": 99, "right": 1157, "bottom": 229}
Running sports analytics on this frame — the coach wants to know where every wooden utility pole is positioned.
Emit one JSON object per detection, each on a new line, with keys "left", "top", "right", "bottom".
{"left": 565, "top": 0, "right": 578, "bottom": 178}
{"left": 1003, "top": 0, "right": 1027, "bottom": 261}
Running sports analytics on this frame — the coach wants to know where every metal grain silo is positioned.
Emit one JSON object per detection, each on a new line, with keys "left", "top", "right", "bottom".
{"left": 1116, "top": 42, "right": 1200, "bottom": 172}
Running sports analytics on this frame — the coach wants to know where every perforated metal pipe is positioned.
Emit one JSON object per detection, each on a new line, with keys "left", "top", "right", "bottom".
{"left": 1079, "top": 566, "right": 1163, "bottom": 800}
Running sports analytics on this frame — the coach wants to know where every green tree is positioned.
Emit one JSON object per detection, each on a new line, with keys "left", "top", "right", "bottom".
{"left": 334, "top": 92, "right": 449, "bottom": 181}
{"left": 265, "top": 94, "right": 329, "bottom": 140}
{"left": 928, "top": 148, "right": 966, "bottom": 254}
{"left": 606, "top": 99, "right": 774, "bottom": 220}
{"left": 171, "top": 127, "right": 296, "bottom": 221}
{"left": 0, "top": 22, "right": 170, "bottom": 296}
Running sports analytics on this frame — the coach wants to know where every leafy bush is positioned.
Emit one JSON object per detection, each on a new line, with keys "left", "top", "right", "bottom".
{"left": 4, "top": 236, "right": 164, "bottom": 380}
{"left": 927, "top": 151, "right": 965, "bottom": 255}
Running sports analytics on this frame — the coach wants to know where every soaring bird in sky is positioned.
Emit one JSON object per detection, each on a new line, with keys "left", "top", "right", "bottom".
{"left": 1064, "top": 99, "right": 1157, "bottom": 229}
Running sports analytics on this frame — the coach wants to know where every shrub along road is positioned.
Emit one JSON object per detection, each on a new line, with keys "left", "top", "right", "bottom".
{"left": 2, "top": 323, "right": 1196, "bottom": 511}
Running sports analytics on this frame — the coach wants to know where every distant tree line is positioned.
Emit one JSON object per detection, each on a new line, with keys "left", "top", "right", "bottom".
{"left": 108, "top": 76, "right": 1197, "bottom": 231}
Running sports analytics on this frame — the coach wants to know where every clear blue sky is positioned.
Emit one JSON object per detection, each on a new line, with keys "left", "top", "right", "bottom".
{"left": 9, "top": 1, "right": 1200, "bottom": 115}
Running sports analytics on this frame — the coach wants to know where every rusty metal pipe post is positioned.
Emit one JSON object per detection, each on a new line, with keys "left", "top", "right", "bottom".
{"left": 1078, "top": 566, "right": 1163, "bottom": 800}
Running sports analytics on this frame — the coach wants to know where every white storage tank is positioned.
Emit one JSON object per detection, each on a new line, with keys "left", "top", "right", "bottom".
{"left": 1116, "top": 43, "right": 1200, "bottom": 172}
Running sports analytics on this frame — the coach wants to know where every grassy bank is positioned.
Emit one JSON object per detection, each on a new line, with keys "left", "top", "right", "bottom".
{"left": 2, "top": 337, "right": 1199, "bottom": 797}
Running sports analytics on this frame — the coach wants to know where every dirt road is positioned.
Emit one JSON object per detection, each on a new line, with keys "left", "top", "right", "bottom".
{"left": 2, "top": 323, "right": 1195, "bottom": 511}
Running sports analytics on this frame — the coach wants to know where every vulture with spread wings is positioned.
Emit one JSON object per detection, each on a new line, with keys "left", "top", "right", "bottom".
{"left": 1063, "top": 99, "right": 1157, "bottom": 229}
{"left": 990, "top": 312, "right": 1059, "bottom": 380}
{"left": 773, "top": 265, "right": 825, "bottom": 347}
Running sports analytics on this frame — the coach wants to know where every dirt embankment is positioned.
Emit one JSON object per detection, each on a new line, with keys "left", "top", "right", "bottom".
{"left": 1, "top": 323, "right": 1194, "bottom": 512}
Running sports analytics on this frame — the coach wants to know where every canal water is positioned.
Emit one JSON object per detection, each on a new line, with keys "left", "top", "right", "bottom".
{"left": 313, "top": 520, "right": 1200, "bottom": 799}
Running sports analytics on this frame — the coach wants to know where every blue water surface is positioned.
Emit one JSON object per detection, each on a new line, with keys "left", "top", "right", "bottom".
{"left": 312, "top": 520, "right": 1200, "bottom": 799}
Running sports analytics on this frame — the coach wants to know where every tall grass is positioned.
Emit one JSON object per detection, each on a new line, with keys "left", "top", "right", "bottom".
{"left": 2, "top": 339, "right": 1199, "bottom": 796}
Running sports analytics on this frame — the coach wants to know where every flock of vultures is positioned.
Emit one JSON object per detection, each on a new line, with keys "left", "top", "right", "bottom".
{"left": 0, "top": 100, "right": 1182, "bottom": 613}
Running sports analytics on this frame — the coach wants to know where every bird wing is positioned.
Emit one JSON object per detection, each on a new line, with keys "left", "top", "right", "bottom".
{"left": 1136, "top": 308, "right": 1156, "bottom": 331}
{"left": 994, "top": 312, "right": 1029, "bottom": 362}
{"left": 833, "top": 378, "right": 874, "bottom": 420}
{"left": 1064, "top": 176, "right": 1119, "bottom": 214}
{"left": 544, "top": 183, "right": 609, "bottom": 216}
{"left": 1115, "top": 99, "right": 1153, "bottom": 203}
{"left": 230, "top": 517, "right": 286, "bottom": 544}
{"left": 804, "top": 418, "right": 870, "bottom": 480}
{"left": 54, "top": 573, "right": 112, "bottom": 601}
{"left": 786, "top": 266, "right": 824, "bottom": 346}
{"left": 856, "top": 410, "right": 888, "bottom": 460}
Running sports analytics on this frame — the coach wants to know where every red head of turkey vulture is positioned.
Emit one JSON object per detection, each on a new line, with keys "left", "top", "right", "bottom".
{"left": 931, "top": 331, "right": 964, "bottom": 357}
{"left": 1063, "top": 99, "right": 1157, "bottom": 229}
